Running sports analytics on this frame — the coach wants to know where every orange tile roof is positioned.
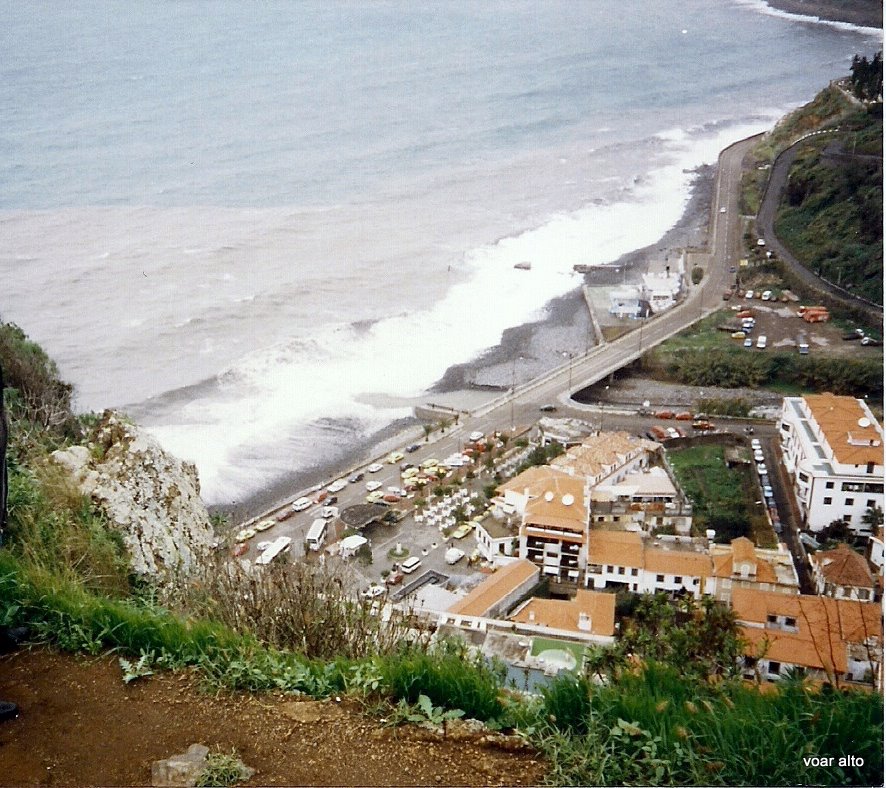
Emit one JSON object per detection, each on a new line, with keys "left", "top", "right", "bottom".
{"left": 732, "top": 588, "right": 882, "bottom": 675}
{"left": 587, "top": 530, "right": 644, "bottom": 568}
{"left": 551, "top": 431, "right": 657, "bottom": 478}
{"left": 524, "top": 473, "right": 587, "bottom": 534}
{"left": 804, "top": 394, "right": 883, "bottom": 466}
{"left": 811, "top": 545, "right": 875, "bottom": 589}
{"left": 509, "top": 590, "right": 616, "bottom": 637}
{"left": 710, "top": 538, "right": 778, "bottom": 584}
{"left": 498, "top": 465, "right": 569, "bottom": 495}
{"left": 644, "top": 548, "right": 712, "bottom": 577}
{"left": 447, "top": 559, "right": 539, "bottom": 618}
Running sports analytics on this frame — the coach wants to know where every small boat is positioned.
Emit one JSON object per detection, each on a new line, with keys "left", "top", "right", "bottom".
{"left": 514, "top": 261, "right": 531, "bottom": 270}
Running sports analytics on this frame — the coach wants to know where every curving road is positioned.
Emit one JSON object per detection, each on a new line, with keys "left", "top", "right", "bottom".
{"left": 757, "top": 136, "right": 883, "bottom": 321}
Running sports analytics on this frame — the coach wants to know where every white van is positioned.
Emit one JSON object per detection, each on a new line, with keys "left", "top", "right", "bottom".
{"left": 400, "top": 556, "right": 422, "bottom": 574}
{"left": 756, "top": 335, "right": 767, "bottom": 349}
{"left": 305, "top": 518, "right": 328, "bottom": 551}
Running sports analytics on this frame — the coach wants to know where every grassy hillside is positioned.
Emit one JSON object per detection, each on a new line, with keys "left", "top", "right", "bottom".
{"left": 775, "top": 105, "right": 883, "bottom": 304}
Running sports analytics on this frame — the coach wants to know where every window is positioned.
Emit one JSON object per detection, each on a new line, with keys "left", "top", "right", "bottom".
{"left": 768, "top": 661, "right": 781, "bottom": 675}
{"left": 867, "top": 462, "right": 875, "bottom": 475}
{"left": 799, "top": 472, "right": 809, "bottom": 483}
{"left": 845, "top": 498, "right": 855, "bottom": 506}
{"left": 656, "top": 574, "right": 665, "bottom": 583}
{"left": 767, "top": 614, "right": 777, "bottom": 624}
{"left": 675, "top": 576, "right": 683, "bottom": 584}
{"left": 867, "top": 500, "right": 876, "bottom": 508}
{"left": 617, "top": 566, "right": 624, "bottom": 575}
{"left": 825, "top": 481, "right": 834, "bottom": 489}
{"left": 631, "top": 568, "right": 638, "bottom": 577}
{"left": 785, "top": 617, "right": 796, "bottom": 627}
{"left": 824, "top": 497, "right": 832, "bottom": 505}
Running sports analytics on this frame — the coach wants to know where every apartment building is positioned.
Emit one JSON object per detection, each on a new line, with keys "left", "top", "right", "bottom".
{"left": 779, "top": 394, "right": 884, "bottom": 534}
{"left": 590, "top": 465, "right": 693, "bottom": 535}
{"left": 708, "top": 537, "right": 800, "bottom": 603}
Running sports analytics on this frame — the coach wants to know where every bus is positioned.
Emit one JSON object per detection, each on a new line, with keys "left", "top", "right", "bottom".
{"left": 306, "top": 518, "right": 328, "bottom": 552}
{"left": 255, "top": 536, "right": 292, "bottom": 566}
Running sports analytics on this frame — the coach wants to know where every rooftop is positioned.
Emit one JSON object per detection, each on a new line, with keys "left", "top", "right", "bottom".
{"left": 447, "top": 559, "right": 539, "bottom": 618}
{"left": 551, "top": 431, "right": 658, "bottom": 480}
{"left": 803, "top": 394, "right": 883, "bottom": 467}
{"left": 811, "top": 544, "right": 875, "bottom": 589}
{"left": 509, "top": 590, "right": 616, "bottom": 638}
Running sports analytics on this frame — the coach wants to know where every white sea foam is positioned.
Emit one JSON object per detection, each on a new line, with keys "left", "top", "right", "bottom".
{"left": 734, "top": 0, "right": 882, "bottom": 36}
{"left": 148, "top": 117, "right": 779, "bottom": 504}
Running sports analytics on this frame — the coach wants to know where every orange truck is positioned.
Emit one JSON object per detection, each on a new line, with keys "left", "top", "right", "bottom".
{"left": 802, "top": 309, "right": 830, "bottom": 323}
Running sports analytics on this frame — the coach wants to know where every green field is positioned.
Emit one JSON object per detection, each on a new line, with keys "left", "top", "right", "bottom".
{"left": 667, "top": 445, "right": 773, "bottom": 545}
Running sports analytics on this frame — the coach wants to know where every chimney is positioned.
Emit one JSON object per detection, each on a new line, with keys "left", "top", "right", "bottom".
{"left": 578, "top": 612, "right": 591, "bottom": 632}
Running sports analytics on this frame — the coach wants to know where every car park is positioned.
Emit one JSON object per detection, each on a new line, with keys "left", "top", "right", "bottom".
{"left": 367, "top": 463, "right": 384, "bottom": 473}
{"left": 292, "top": 497, "right": 311, "bottom": 512}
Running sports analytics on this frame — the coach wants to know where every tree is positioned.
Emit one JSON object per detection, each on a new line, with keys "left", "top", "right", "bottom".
{"left": 862, "top": 505, "right": 883, "bottom": 532}
{"left": 850, "top": 52, "right": 883, "bottom": 102}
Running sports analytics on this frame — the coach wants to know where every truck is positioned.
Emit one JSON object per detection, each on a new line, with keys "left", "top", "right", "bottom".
{"left": 802, "top": 309, "right": 830, "bottom": 324}
{"left": 305, "top": 518, "right": 328, "bottom": 551}
{"left": 255, "top": 536, "right": 292, "bottom": 566}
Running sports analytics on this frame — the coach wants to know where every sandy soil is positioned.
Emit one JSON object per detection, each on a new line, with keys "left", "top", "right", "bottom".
{"left": 0, "top": 649, "right": 545, "bottom": 787}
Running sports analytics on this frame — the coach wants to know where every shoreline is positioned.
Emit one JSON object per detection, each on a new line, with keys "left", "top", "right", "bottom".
{"left": 764, "top": 0, "right": 882, "bottom": 28}
{"left": 217, "top": 165, "right": 715, "bottom": 525}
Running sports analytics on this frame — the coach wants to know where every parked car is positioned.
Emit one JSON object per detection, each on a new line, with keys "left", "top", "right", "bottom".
{"left": 327, "top": 478, "right": 347, "bottom": 493}
{"left": 361, "top": 585, "right": 385, "bottom": 600}
{"left": 387, "top": 451, "right": 405, "bottom": 464}
{"left": 367, "top": 463, "right": 384, "bottom": 473}
{"left": 539, "top": 404, "right": 557, "bottom": 412}
{"left": 348, "top": 472, "right": 365, "bottom": 483}
{"left": 292, "top": 497, "right": 311, "bottom": 512}
{"left": 254, "top": 519, "right": 276, "bottom": 532}
{"left": 385, "top": 570, "right": 404, "bottom": 586}
{"left": 743, "top": 337, "right": 753, "bottom": 348}
{"left": 405, "top": 443, "right": 420, "bottom": 453}
{"left": 654, "top": 410, "right": 675, "bottom": 420}
{"left": 366, "top": 480, "right": 383, "bottom": 492}
{"left": 469, "top": 431, "right": 485, "bottom": 442}
{"left": 675, "top": 412, "right": 693, "bottom": 421}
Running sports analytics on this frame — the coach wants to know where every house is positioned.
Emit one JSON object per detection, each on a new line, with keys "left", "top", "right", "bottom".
{"left": 550, "top": 431, "right": 660, "bottom": 487}
{"left": 608, "top": 285, "right": 646, "bottom": 318}
{"left": 709, "top": 537, "right": 800, "bottom": 603}
{"left": 779, "top": 394, "right": 884, "bottom": 534}
{"left": 590, "top": 465, "right": 693, "bottom": 535}
{"left": 584, "top": 531, "right": 715, "bottom": 598}
{"left": 585, "top": 530, "right": 646, "bottom": 592}
{"left": 509, "top": 589, "right": 616, "bottom": 644}
{"left": 642, "top": 268, "right": 683, "bottom": 313}
{"left": 474, "top": 515, "right": 520, "bottom": 564}
{"left": 810, "top": 544, "right": 876, "bottom": 601}
{"left": 732, "top": 588, "right": 882, "bottom": 688}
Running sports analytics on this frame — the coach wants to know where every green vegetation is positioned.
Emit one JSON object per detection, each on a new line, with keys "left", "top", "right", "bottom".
{"left": 667, "top": 445, "right": 769, "bottom": 543}
{"left": 196, "top": 750, "right": 250, "bottom": 788}
{"left": 645, "top": 344, "right": 883, "bottom": 400}
{"left": 776, "top": 106, "right": 883, "bottom": 304}
{"left": 741, "top": 84, "right": 856, "bottom": 215}
{"left": 849, "top": 52, "right": 883, "bottom": 103}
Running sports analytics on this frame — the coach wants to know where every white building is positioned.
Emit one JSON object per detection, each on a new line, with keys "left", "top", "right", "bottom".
{"left": 779, "top": 394, "right": 884, "bottom": 534}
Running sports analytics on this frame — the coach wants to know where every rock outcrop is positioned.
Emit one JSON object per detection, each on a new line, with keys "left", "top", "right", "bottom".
{"left": 51, "top": 411, "right": 215, "bottom": 580}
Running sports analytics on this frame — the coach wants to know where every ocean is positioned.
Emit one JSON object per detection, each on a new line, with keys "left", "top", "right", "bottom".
{"left": 0, "top": 0, "right": 879, "bottom": 506}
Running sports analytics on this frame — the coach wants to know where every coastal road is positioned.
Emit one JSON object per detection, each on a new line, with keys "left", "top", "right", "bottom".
{"left": 469, "top": 135, "right": 760, "bottom": 430}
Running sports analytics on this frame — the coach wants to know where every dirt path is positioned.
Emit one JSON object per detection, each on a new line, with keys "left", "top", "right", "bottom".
{"left": 0, "top": 649, "right": 545, "bottom": 787}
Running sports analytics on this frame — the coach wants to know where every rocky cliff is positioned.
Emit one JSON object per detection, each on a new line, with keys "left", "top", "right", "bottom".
{"left": 51, "top": 411, "right": 215, "bottom": 580}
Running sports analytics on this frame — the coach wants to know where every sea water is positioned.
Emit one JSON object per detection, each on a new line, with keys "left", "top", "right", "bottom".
{"left": 0, "top": 1, "right": 878, "bottom": 505}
